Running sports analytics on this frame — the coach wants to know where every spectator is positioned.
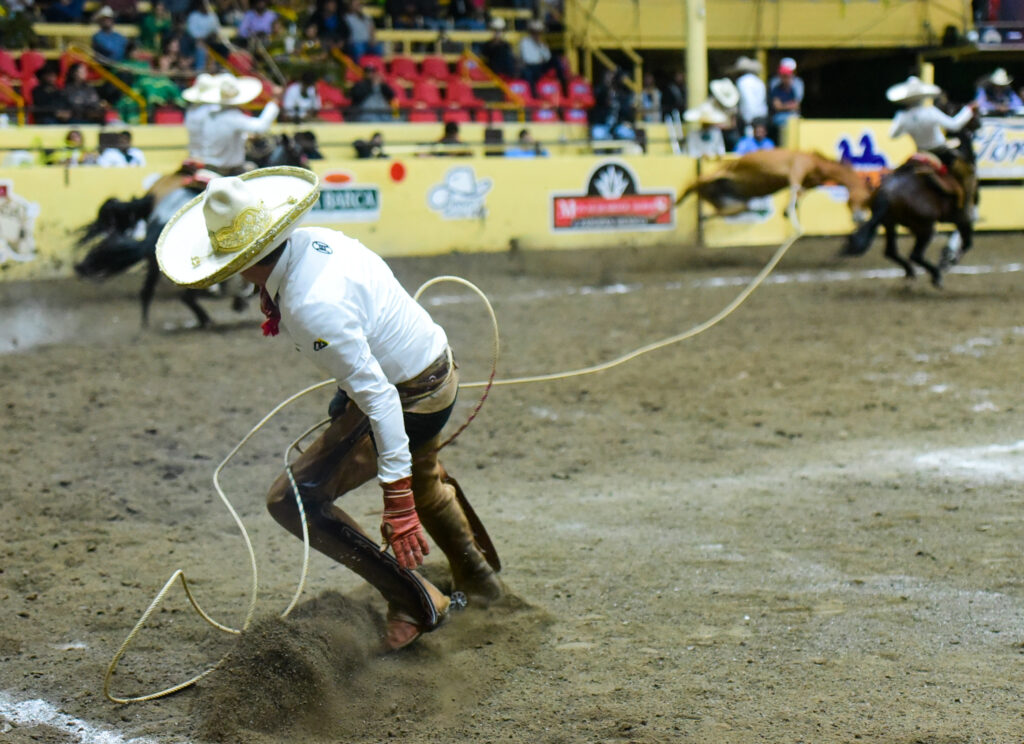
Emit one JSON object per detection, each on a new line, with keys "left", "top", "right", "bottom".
{"left": 31, "top": 63, "right": 72, "bottom": 125}
{"left": 435, "top": 121, "right": 471, "bottom": 156}
{"left": 50, "top": 129, "right": 93, "bottom": 166}
{"left": 482, "top": 18, "right": 517, "bottom": 79}
{"left": 769, "top": 57, "right": 803, "bottom": 138}
{"left": 683, "top": 100, "right": 727, "bottom": 158}
{"left": 44, "top": 0, "right": 85, "bottom": 22}
{"left": 344, "top": 0, "right": 383, "bottom": 63}
{"left": 661, "top": 69, "right": 686, "bottom": 122}
{"left": 975, "top": 68, "right": 1023, "bottom": 115}
{"left": 138, "top": 0, "right": 173, "bottom": 50}
{"left": 709, "top": 77, "right": 741, "bottom": 150}
{"left": 731, "top": 55, "right": 767, "bottom": 135}
{"left": 519, "top": 18, "right": 567, "bottom": 96}
{"left": 450, "top": 0, "right": 486, "bottom": 30}
{"left": 349, "top": 61, "right": 395, "bottom": 122}
{"left": 354, "top": 131, "right": 387, "bottom": 158}
{"left": 417, "top": 0, "right": 445, "bottom": 30}
{"left": 282, "top": 71, "right": 322, "bottom": 122}
{"left": 105, "top": 0, "right": 140, "bottom": 22}
{"left": 589, "top": 68, "right": 635, "bottom": 140}
{"left": 154, "top": 35, "right": 193, "bottom": 75}
{"left": 97, "top": 130, "right": 146, "bottom": 167}
{"left": 310, "top": 0, "right": 349, "bottom": 46}
{"left": 92, "top": 6, "right": 129, "bottom": 61}
{"left": 734, "top": 117, "right": 775, "bottom": 154}
{"left": 238, "top": 0, "right": 277, "bottom": 40}
{"left": 641, "top": 71, "right": 661, "bottom": 122}
{"left": 65, "top": 63, "right": 107, "bottom": 124}
{"left": 117, "top": 43, "right": 185, "bottom": 121}
{"left": 298, "top": 22, "right": 328, "bottom": 62}
{"left": 505, "top": 128, "right": 549, "bottom": 158}
{"left": 386, "top": 0, "right": 420, "bottom": 29}
{"left": 184, "top": 0, "right": 222, "bottom": 71}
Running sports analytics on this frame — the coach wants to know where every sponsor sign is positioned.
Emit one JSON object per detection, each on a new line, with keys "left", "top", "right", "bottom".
{"left": 307, "top": 171, "right": 381, "bottom": 222}
{"left": 0, "top": 181, "right": 40, "bottom": 267}
{"left": 975, "top": 117, "right": 1024, "bottom": 178}
{"left": 427, "top": 167, "right": 492, "bottom": 220}
{"left": 551, "top": 161, "right": 674, "bottom": 232}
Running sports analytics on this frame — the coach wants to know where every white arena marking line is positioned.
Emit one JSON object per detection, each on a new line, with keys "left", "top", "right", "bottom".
{"left": 0, "top": 692, "right": 159, "bottom": 744}
{"left": 915, "top": 440, "right": 1024, "bottom": 480}
{"left": 421, "top": 262, "right": 1024, "bottom": 307}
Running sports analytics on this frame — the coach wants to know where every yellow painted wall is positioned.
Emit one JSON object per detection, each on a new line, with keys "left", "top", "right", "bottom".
{"left": 567, "top": 0, "right": 969, "bottom": 50}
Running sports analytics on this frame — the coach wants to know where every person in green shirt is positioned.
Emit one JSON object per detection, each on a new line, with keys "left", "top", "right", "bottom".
{"left": 138, "top": 0, "right": 173, "bottom": 51}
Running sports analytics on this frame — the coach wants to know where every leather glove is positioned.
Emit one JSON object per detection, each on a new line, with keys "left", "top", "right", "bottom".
{"left": 380, "top": 477, "right": 429, "bottom": 570}
{"left": 328, "top": 387, "right": 349, "bottom": 419}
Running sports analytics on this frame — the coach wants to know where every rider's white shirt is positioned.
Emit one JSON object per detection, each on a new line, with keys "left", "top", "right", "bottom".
{"left": 186, "top": 101, "right": 280, "bottom": 169}
{"left": 890, "top": 103, "right": 973, "bottom": 151}
{"left": 265, "top": 227, "right": 449, "bottom": 483}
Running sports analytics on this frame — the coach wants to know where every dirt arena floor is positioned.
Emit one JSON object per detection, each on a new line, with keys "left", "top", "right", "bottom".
{"left": 2, "top": 233, "right": 1024, "bottom": 744}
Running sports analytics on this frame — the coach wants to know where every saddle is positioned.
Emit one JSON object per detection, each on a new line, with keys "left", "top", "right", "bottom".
{"left": 906, "top": 153, "right": 962, "bottom": 204}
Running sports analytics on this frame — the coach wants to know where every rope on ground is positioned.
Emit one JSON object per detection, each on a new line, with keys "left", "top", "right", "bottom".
{"left": 103, "top": 233, "right": 799, "bottom": 704}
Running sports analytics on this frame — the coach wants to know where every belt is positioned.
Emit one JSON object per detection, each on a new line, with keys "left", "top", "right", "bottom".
{"left": 396, "top": 347, "right": 454, "bottom": 406}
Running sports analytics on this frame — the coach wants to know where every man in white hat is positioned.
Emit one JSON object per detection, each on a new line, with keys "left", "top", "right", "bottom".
{"left": 157, "top": 167, "right": 502, "bottom": 651}
{"left": 684, "top": 100, "right": 727, "bottom": 158}
{"left": 888, "top": 75, "right": 977, "bottom": 221}
{"left": 182, "top": 72, "right": 280, "bottom": 176}
{"left": 731, "top": 55, "right": 767, "bottom": 137}
{"left": 974, "top": 68, "right": 1023, "bottom": 116}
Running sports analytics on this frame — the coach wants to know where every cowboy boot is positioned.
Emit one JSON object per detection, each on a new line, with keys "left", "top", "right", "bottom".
{"left": 411, "top": 441, "right": 503, "bottom": 606}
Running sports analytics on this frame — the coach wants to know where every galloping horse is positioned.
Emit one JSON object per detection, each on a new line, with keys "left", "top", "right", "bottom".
{"left": 668, "top": 148, "right": 873, "bottom": 232}
{"left": 841, "top": 106, "right": 979, "bottom": 288}
{"left": 75, "top": 133, "right": 318, "bottom": 327}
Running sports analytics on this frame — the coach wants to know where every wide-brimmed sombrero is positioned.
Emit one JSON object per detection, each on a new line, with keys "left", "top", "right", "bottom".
{"left": 182, "top": 72, "right": 263, "bottom": 106}
{"left": 709, "top": 78, "right": 740, "bottom": 109}
{"left": 156, "top": 166, "right": 320, "bottom": 289}
{"left": 731, "top": 56, "right": 762, "bottom": 75}
{"left": 886, "top": 76, "right": 942, "bottom": 103}
{"left": 990, "top": 67, "right": 1013, "bottom": 86}
{"left": 684, "top": 99, "right": 728, "bottom": 125}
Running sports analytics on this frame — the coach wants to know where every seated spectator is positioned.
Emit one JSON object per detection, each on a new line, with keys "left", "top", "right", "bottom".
{"left": 684, "top": 100, "right": 727, "bottom": 158}
{"left": 505, "top": 128, "right": 549, "bottom": 158}
{"left": 32, "top": 63, "right": 72, "bottom": 125}
{"left": 282, "top": 71, "right": 322, "bottom": 122}
{"left": 106, "top": 0, "right": 140, "bottom": 22}
{"left": 354, "top": 131, "right": 387, "bottom": 158}
{"left": 117, "top": 44, "right": 184, "bottom": 121}
{"left": 661, "top": 69, "right": 686, "bottom": 122}
{"left": 641, "top": 71, "right": 661, "bottom": 122}
{"left": 184, "top": 0, "right": 222, "bottom": 71}
{"left": 310, "top": 0, "right": 349, "bottom": 46}
{"left": 155, "top": 35, "right": 193, "bottom": 76}
{"left": 975, "top": 68, "right": 1023, "bottom": 115}
{"left": 589, "top": 68, "right": 635, "bottom": 141}
{"left": 64, "top": 63, "right": 107, "bottom": 124}
{"left": 97, "top": 131, "right": 146, "bottom": 167}
{"left": 734, "top": 118, "right": 775, "bottom": 154}
{"left": 519, "top": 18, "right": 567, "bottom": 96}
{"left": 387, "top": 0, "right": 420, "bottom": 29}
{"left": 50, "top": 129, "right": 94, "bottom": 166}
{"left": 349, "top": 61, "right": 395, "bottom": 122}
{"left": 344, "top": 0, "right": 383, "bottom": 63}
{"left": 139, "top": 0, "right": 174, "bottom": 51}
{"left": 450, "top": 0, "right": 487, "bottom": 30}
{"left": 92, "top": 6, "right": 129, "bottom": 62}
{"left": 769, "top": 57, "right": 803, "bottom": 138}
{"left": 482, "top": 18, "right": 517, "bottom": 79}
{"left": 433, "top": 122, "right": 472, "bottom": 156}
{"left": 44, "top": 0, "right": 86, "bottom": 22}
{"left": 298, "top": 22, "right": 329, "bottom": 62}
{"left": 238, "top": 0, "right": 277, "bottom": 41}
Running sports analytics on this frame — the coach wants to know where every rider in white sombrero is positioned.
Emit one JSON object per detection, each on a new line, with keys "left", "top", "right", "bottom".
{"left": 182, "top": 72, "right": 280, "bottom": 176}
{"left": 157, "top": 167, "right": 503, "bottom": 653}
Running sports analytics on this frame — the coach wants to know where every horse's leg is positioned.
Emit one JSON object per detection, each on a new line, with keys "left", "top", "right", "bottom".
{"left": 908, "top": 224, "right": 943, "bottom": 288}
{"left": 182, "top": 290, "right": 213, "bottom": 328}
{"left": 883, "top": 223, "right": 916, "bottom": 279}
{"left": 785, "top": 185, "right": 803, "bottom": 233}
{"left": 140, "top": 253, "right": 161, "bottom": 328}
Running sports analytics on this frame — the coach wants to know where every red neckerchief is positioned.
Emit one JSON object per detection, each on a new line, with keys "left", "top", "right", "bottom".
{"left": 259, "top": 286, "right": 280, "bottom": 337}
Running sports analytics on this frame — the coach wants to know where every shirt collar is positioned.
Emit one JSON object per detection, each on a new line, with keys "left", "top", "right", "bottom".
{"left": 264, "top": 238, "right": 294, "bottom": 300}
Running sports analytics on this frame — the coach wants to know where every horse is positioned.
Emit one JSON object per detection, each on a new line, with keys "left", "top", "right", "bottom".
{"left": 668, "top": 148, "right": 873, "bottom": 232}
{"left": 74, "top": 133, "right": 318, "bottom": 327}
{"left": 841, "top": 105, "right": 979, "bottom": 288}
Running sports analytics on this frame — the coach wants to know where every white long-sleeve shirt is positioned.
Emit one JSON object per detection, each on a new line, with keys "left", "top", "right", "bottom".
{"left": 736, "top": 72, "right": 768, "bottom": 124}
{"left": 890, "top": 103, "right": 973, "bottom": 151}
{"left": 185, "top": 103, "right": 216, "bottom": 160}
{"left": 188, "top": 102, "right": 280, "bottom": 169}
{"left": 264, "top": 227, "right": 448, "bottom": 483}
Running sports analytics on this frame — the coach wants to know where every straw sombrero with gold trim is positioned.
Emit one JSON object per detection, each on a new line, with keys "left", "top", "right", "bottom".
{"left": 182, "top": 72, "right": 264, "bottom": 106}
{"left": 886, "top": 76, "right": 942, "bottom": 103}
{"left": 156, "top": 166, "right": 320, "bottom": 289}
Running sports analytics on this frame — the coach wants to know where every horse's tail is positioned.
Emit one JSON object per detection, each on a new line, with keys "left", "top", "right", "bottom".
{"left": 74, "top": 231, "right": 154, "bottom": 280}
{"left": 78, "top": 194, "right": 155, "bottom": 244}
{"left": 842, "top": 191, "right": 888, "bottom": 257}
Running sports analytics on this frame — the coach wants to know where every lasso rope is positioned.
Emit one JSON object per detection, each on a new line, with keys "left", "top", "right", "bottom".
{"left": 103, "top": 233, "right": 800, "bottom": 703}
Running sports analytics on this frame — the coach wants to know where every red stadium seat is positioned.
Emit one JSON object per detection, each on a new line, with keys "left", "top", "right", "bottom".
{"left": 18, "top": 50, "right": 45, "bottom": 81}
{"left": 412, "top": 79, "right": 443, "bottom": 108}
{"left": 359, "top": 54, "right": 385, "bottom": 73}
{"left": 153, "top": 106, "right": 185, "bottom": 124}
{"left": 104, "top": 109, "right": 121, "bottom": 124}
{"left": 420, "top": 56, "right": 450, "bottom": 82}
{"left": 227, "top": 50, "right": 255, "bottom": 75}
{"left": 316, "top": 80, "right": 349, "bottom": 106}
{"left": 444, "top": 79, "right": 481, "bottom": 109}
{"left": 389, "top": 56, "right": 419, "bottom": 83}
{"left": 474, "top": 107, "right": 504, "bottom": 124}
{"left": 456, "top": 56, "right": 490, "bottom": 82}
{"left": 536, "top": 78, "right": 562, "bottom": 107}
{"left": 317, "top": 108, "right": 345, "bottom": 122}
{"left": 531, "top": 107, "right": 558, "bottom": 122}
{"left": 59, "top": 53, "right": 101, "bottom": 85}
{"left": 443, "top": 107, "right": 471, "bottom": 123}
{"left": 386, "top": 77, "right": 412, "bottom": 108}
{"left": 505, "top": 78, "right": 539, "bottom": 107}
{"left": 21, "top": 76, "right": 37, "bottom": 105}
{"left": 568, "top": 76, "right": 595, "bottom": 107}
{"left": 0, "top": 49, "right": 19, "bottom": 80}
{"left": 563, "top": 107, "right": 588, "bottom": 123}
{"left": 408, "top": 109, "right": 438, "bottom": 122}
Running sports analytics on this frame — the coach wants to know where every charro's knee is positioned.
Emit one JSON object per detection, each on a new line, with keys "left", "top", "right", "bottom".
{"left": 266, "top": 472, "right": 299, "bottom": 528}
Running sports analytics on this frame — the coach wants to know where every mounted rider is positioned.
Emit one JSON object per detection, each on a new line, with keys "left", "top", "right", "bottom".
{"left": 182, "top": 72, "right": 280, "bottom": 177}
{"left": 887, "top": 76, "right": 978, "bottom": 222}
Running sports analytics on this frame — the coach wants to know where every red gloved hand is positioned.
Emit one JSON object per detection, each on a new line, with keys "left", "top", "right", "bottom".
{"left": 380, "top": 477, "right": 429, "bottom": 570}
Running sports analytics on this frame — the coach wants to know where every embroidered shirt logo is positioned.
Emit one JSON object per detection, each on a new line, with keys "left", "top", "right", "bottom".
{"left": 313, "top": 338, "right": 330, "bottom": 351}
{"left": 312, "top": 240, "right": 332, "bottom": 254}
